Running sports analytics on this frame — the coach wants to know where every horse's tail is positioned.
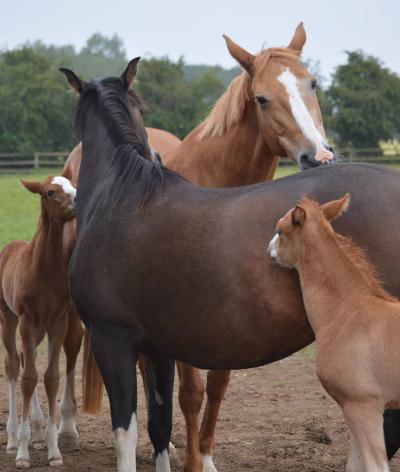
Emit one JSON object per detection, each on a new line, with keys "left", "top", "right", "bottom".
{"left": 82, "top": 328, "right": 104, "bottom": 414}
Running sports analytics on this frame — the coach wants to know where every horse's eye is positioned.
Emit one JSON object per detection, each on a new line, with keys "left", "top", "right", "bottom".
{"left": 311, "top": 79, "right": 317, "bottom": 90}
{"left": 48, "top": 190, "right": 54, "bottom": 197}
{"left": 255, "top": 96, "right": 269, "bottom": 107}
{"left": 277, "top": 229, "right": 282, "bottom": 236}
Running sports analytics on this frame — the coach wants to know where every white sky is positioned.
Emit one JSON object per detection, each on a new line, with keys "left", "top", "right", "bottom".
{"left": 1, "top": 0, "right": 399, "bottom": 80}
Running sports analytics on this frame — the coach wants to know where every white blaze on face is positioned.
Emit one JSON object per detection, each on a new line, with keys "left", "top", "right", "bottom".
{"left": 277, "top": 68, "right": 333, "bottom": 164}
{"left": 51, "top": 176, "right": 76, "bottom": 208}
{"left": 268, "top": 233, "right": 280, "bottom": 260}
{"left": 114, "top": 413, "right": 138, "bottom": 472}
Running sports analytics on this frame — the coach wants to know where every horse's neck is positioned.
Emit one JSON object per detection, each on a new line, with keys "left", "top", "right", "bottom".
{"left": 166, "top": 103, "right": 278, "bottom": 187}
{"left": 296, "top": 233, "right": 373, "bottom": 334}
{"left": 30, "top": 207, "right": 66, "bottom": 275}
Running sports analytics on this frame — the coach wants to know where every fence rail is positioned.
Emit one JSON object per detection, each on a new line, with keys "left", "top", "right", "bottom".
{"left": 1, "top": 149, "right": 400, "bottom": 172}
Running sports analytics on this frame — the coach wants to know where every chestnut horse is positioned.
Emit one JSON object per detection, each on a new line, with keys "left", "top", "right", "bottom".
{"left": 62, "top": 60, "right": 400, "bottom": 472}
{"left": 0, "top": 172, "right": 76, "bottom": 468}
{"left": 64, "top": 22, "right": 336, "bottom": 471}
{"left": 268, "top": 195, "right": 400, "bottom": 471}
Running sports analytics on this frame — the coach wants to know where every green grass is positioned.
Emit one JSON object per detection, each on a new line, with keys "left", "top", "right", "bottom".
{"left": 0, "top": 169, "right": 63, "bottom": 248}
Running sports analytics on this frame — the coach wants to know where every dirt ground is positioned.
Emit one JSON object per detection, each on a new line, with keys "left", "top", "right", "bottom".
{"left": 1, "top": 344, "right": 399, "bottom": 471}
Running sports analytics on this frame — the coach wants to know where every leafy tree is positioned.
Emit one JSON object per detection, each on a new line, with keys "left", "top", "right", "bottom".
{"left": 0, "top": 48, "right": 76, "bottom": 153}
{"left": 327, "top": 51, "right": 400, "bottom": 147}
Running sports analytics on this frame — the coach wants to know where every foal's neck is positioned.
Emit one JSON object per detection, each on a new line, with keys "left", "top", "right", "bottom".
{"left": 296, "top": 230, "right": 380, "bottom": 334}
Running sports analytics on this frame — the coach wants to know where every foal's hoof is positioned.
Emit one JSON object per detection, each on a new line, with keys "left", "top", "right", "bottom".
{"left": 16, "top": 459, "right": 30, "bottom": 468}
{"left": 32, "top": 440, "right": 46, "bottom": 450}
{"left": 59, "top": 432, "right": 80, "bottom": 451}
{"left": 49, "top": 458, "right": 63, "bottom": 467}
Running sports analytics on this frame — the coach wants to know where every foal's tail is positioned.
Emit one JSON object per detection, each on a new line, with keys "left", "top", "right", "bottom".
{"left": 82, "top": 328, "right": 104, "bottom": 414}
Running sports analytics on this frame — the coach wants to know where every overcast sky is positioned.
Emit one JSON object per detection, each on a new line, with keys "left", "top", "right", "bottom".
{"left": 2, "top": 0, "right": 399, "bottom": 81}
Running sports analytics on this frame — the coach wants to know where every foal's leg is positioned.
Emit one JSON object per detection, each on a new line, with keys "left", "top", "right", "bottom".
{"left": 199, "top": 370, "right": 231, "bottom": 472}
{"left": 59, "top": 307, "right": 83, "bottom": 447}
{"left": 178, "top": 362, "right": 205, "bottom": 472}
{"left": 346, "top": 431, "right": 363, "bottom": 472}
{"left": 16, "top": 315, "right": 38, "bottom": 468}
{"left": 30, "top": 386, "right": 45, "bottom": 449}
{"left": 90, "top": 325, "right": 139, "bottom": 472}
{"left": 0, "top": 303, "right": 20, "bottom": 453}
{"left": 145, "top": 355, "right": 175, "bottom": 472}
{"left": 342, "top": 402, "right": 388, "bottom": 471}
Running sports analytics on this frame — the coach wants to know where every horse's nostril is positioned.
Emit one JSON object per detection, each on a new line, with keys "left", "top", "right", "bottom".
{"left": 300, "top": 154, "right": 309, "bottom": 168}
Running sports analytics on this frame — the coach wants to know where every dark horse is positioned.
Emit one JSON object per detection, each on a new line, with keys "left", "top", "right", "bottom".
{"left": 62, "top": 60, "right": 400, "bottom": 471}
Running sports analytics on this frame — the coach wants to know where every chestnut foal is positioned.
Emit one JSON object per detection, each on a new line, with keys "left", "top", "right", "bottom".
{"left": 268, "top": 195, "right": 400, "bottom": 471}
{"left": 0, "top": 172, "right": 76, "bottom": 468}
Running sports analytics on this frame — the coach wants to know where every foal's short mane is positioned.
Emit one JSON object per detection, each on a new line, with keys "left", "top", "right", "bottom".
{"left": 197, "top": 47, "right": 301, "bottom": 141}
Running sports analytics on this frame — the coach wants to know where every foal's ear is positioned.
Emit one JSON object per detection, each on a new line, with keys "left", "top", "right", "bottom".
{"left": 121, "top": 57, "right": 140, "bottom": 91}
{"left": 292, "top": 205, "right": 306, "bottom": 227}
{"left": 60, "top": 68, "right": 86, "bottom": 94}
{"left": 223, "top": 35, "right": 255, "bottom": 74}
{"left": 61, "top": 164, "right": 73, "bottom": 182}
{"left": 21, "top": 180, "right": 43, "bottom": 195}
{"left": 287, "top": 22, "right": 307, "bottom": 53}
{"left": 320, "top": 194, "right": 351, "bottom": 222}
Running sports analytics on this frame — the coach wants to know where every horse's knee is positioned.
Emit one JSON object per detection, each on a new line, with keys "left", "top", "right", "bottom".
{"left": 179, "top": 370, "right": 205, "bottom": 414}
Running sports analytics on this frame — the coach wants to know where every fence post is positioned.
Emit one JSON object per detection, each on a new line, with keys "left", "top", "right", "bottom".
{"left": 33, "top": 152, "right": 39, "bottom": 170}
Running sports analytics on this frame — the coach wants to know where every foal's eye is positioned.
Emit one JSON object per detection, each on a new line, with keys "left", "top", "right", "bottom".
{"left": 48, "top": 190, "right": 54, "bottom": 197}
{"left": 311, "top": 79, "right": 318, "bottom": 90}
{"left": 277, "top": 229, "right": 282, "bottom": 236}
{"left": 255, "top": 96, "right": 269, "bottom": 108}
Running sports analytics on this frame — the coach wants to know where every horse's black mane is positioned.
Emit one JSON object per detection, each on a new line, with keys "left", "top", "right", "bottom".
{"left": 75, "top": 76, "right": 176, "bottom": 209}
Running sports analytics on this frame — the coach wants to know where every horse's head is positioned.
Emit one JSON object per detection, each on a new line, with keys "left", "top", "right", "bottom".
{"left": 60, "top": 59, "right": 153, "bottom": 161}
{"left": 268, "top": 194, "right": 350, "bottom": 268}
{"left": 224, "top": 23, "right": 335, "bottom": 170}
{"left": 21, "top": 168, "right": 77, "bottom": 222}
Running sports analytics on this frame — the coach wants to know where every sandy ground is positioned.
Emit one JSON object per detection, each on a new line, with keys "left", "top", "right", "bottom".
{"left": 1, "top": 344, "right": 399, "bottom": 471}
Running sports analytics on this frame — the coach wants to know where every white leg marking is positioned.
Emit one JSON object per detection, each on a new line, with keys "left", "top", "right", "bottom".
{"left": 202, "top": 454, "right": 218, "bottom": 472}
{"left": 277, "top": 68, "right": 334, "bottom": 163}
{"left": 7, "top": 381, "right": 19, "bottom": 452}
{"left": 46, "top": 416, "right": 63, "bottom": 466}
{"left": 31, "top": 388, "right": 45, "bottom": 447}
{"left": 346, "top": 431, "right": 362, "bottom": 472}
{"left": 155, "top": 449, "right": 170, "bottom": 472}
{"left": 16, "top": 417, "right": 31, "bottom": 467}
{"left": 59, "top": 369, "right": 79, "bottom": 438}
{"left": 114, "top": 413, "right": 138, "bottom": 472}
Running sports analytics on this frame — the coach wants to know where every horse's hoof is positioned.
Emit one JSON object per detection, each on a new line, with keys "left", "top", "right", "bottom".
{"left": 49, "top": 458, "right": 63, "bottom": 467}
{"left": 32, "top": 440, "right": 46, "bottom": 450}
{"left": 16, "top": 459, "right": 30, "bottom": 468}
{"left": 58, "top": 432, "right": 80, "bottom": 450}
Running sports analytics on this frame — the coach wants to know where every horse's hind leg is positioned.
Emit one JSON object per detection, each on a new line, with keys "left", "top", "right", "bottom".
{"left": 59, "top": 306, "right": 83, "bottom": 447}
{"left": 0, "top": 302, "right": 20, "bottom": 453}
{"left": 90, "top": 325, "right": 139, "bottom": 472}
{"left": 144, "top": 354, "right": 175, "bottom": 471}
{"left": 199, "top": 369, "right": 231, "bottom": 472}
{"left": 342, "top": 401, "right": 388, "bottom": 471}
{"left": 44, "top": 313, "right": 69, "bottom": 466}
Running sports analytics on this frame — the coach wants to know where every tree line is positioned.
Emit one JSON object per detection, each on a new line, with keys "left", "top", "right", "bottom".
{"left": 0, "top": 33, "right": 399, "bottom": 154}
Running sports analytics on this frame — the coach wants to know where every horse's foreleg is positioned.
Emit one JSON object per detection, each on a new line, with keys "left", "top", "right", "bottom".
{"left": 90, "top": 325, "right": 139, "bottom": 472}
{"left": 179, "top": 362, "right": 205, "bottom": 472}
{"left": 59, "top": 306, "right": 83, "bottom": 446}
{"left": 30, "top": 387, "right": 45, "bottom": 449}
{"left": 0, "top": 303, "right": 20, "bottom": 453}
{"left": 199, "top": 370, "right": 231, "bottom": 472}
{"left": 346, "top": 430, "right": 363, "bottom": 472}
{"left": 17, "top": 316, "right": 38, "bottom": 468}
{"left": 44, "top": 313, "right": 68, "bottom": 466}
{"left": 342, "top": 401, "right": 388, "bottom": 472}
{"left": 144, "top": 354, "right": 175, "bottom": 472}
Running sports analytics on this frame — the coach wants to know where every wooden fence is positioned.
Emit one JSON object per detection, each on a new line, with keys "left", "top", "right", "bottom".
{"left": 1, "top": 149, "right": 400, "bottom": 172}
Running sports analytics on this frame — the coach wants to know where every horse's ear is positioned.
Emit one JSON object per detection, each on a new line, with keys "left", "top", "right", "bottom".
{"left": 292, "top": 205, "right": 306, "bottom": 227}
{"left": 320, "top": 194, "right": 351, "bottom": 222}
{"left": 223, "top": 35, "right": 255, "bottom": 74}
{"left": 61, "top": 164, "right": 73, "bottom": 181}
{"left": 60, "top": 68, "right": 86, "bottom": 94}
{"left": 287, "top": 22, "right": 307, "bottom": 52}
{"left": 21, "top": 180, "right": 43, "bottom": 195}
{"left": 121, "top": 57, "right": 140, "bottom": 91}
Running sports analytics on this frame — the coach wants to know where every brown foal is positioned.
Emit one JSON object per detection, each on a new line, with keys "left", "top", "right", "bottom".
{"left": 268, "top": 195, "right": 400, "bottom": 471}
{"left": 0, "top": 172, "right": 76, "bottom": 468}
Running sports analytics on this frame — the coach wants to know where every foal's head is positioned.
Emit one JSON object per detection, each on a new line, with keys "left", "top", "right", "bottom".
{"left": 21, "top": 169, "right": 76, "bottom": 222}
{"left": 268, "top": 194, "right": 350, "bottom": 268}
{"left": 223, "top": 23, "right": 335, "bottom": 169}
